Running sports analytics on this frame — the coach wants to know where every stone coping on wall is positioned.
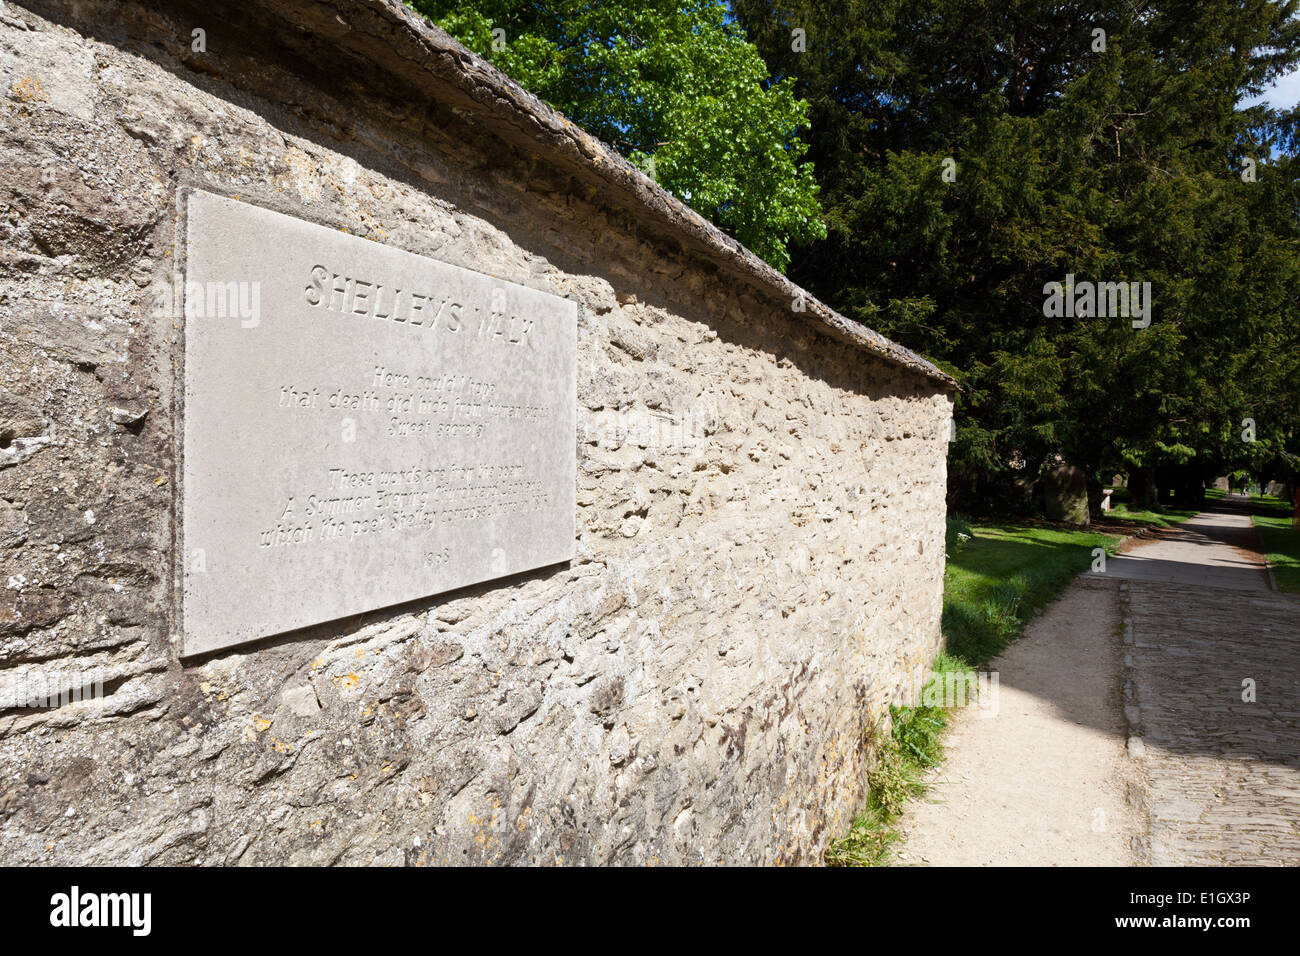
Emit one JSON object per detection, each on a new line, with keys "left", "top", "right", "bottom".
{"left": 176, "top": 0, "right": 958, "bottom": 389}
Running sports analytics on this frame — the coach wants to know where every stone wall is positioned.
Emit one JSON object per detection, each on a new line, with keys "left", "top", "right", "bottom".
{"left": 0, "top": 0, "right": 953, "bottom": 864}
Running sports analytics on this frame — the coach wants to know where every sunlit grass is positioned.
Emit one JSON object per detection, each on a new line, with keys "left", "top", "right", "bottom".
{"left": 1106, "top": 487, "right": 1201, "bottom": 529}
{"left": 941, "top": 523, "right": 1123, "bottom": 663}
{"left": 1250, "top": 494, "right": 1300, "bottom": 593}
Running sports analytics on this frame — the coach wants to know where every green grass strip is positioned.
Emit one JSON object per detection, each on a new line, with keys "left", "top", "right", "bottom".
{"left": 1250, "top": 494, "right": 1300, "bottom": 594}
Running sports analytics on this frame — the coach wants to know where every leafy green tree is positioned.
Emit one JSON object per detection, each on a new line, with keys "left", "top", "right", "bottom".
{"left": 408, "top": 0, "right": 827, "bottom": 270}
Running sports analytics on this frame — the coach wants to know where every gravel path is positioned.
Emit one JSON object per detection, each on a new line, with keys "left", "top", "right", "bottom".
{"left": 894, "top": 576, "right": 1144, "bottom": 865}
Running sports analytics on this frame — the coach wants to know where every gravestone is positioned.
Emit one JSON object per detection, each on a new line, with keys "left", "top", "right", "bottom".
{"left": 1213, "top": 476, "right": 1230, "bottom": 491}
{"left": 181, "top": 190, "right": 577, "bottom": 655}
{"left": 1042, "top": 463, "right": 1090, "bottom": 525}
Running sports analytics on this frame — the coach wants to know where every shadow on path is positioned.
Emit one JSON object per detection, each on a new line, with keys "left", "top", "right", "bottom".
{"left": 1103, "top": 494, "right": 1271, "bottom": 591}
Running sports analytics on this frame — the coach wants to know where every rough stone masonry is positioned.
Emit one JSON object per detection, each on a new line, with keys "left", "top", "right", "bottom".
{"left": 0, "top": 0, "right": 955, "bottom": 864}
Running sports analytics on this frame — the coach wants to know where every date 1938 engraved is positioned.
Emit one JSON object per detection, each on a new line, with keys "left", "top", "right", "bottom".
{"left": 181, "top": 190, "right": 576, "bottom": 656}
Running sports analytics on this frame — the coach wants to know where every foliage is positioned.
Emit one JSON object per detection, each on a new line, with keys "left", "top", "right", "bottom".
{"left": 735, "top": 0, "right": 1300, "bottom": 507}
{"left": 823, "top": 694, "right": 945, "bottom": 866}
{"left": 945, "top": 512, "right": 973, "bottom": 552}
{"left": 409, "top": 0, "right": 827, "bottom": 269}
{"left": 822, "top": 802, "right": 900, "bottom": 866}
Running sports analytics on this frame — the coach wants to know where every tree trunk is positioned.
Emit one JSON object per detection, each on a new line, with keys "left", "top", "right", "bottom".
{"left": 1130, "top": 466, "right": 1158, "bottom": 509}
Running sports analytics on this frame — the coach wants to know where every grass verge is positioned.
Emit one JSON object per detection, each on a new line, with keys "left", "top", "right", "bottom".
{"left": 1106, "top": 487, "right": 1201, "bottom": 529}
{"left": 825, "top": 518, "right": 1126, "bottom": 866}
{"left": 1249, "top": 494, "right": 1300, "bottom": 594}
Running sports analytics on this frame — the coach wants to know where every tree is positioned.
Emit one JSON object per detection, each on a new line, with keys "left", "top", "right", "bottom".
{"left": 409, "top": 0, "right": 827, "bottom": 270}
{"left": 735, "top": 0, "right": 1300, "bottom": 511}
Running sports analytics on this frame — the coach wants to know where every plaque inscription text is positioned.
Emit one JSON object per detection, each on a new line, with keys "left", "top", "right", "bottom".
{"left": 181, "top": 190, "right": 576, "bottom": 655}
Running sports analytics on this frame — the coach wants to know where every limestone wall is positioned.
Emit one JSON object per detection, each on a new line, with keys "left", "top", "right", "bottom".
{"left": 0, "top": 0, "right": 953, "bottom": 864}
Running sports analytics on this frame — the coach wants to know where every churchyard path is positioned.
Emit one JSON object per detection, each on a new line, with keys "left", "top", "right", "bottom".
{"left": 894, "top": 494, "right": 1300, "bottom": 865}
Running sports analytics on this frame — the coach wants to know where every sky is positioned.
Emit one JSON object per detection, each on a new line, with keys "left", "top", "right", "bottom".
{"left": 1244, "top": 67, "right": 1300, "bottom": 109}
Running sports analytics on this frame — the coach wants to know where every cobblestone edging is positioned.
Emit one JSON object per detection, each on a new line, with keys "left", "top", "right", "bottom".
{"left": 1254, "top": 519, "right": 1282, "bottom": 592}
{"left": 1114, "top": 579, "right": 1152, "bottom": 864}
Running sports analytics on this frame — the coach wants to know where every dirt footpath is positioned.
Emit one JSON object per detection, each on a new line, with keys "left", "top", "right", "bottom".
{"left": 893, "top": 576, "right": 1146, "bottom": 866}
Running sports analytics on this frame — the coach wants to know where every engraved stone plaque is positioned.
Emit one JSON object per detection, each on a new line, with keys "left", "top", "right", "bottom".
{"left": 180, "top": 190, "right": 576, "bottom": 656}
